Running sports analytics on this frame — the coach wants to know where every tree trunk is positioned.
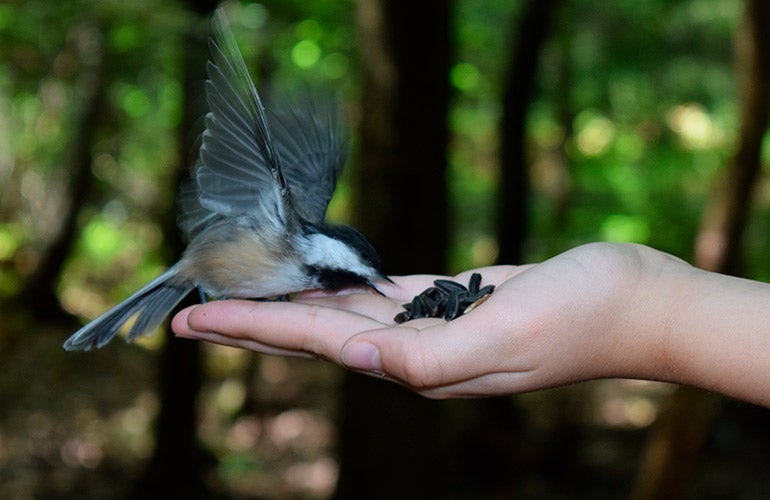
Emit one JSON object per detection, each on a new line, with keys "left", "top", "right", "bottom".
{"left": 631, "top": 1, "right": 770, "bottom": 498}
{"left": 335, "top": 1, "right": 452, "bottom": 498}
{"left": 351, "top": 0, "right": 450, "bottom": 274}
{"left": 14, "top": 22, "right": 106, "bottom": 321}
{"left": 497, "top": 0, "right": 563, "bottom": 265}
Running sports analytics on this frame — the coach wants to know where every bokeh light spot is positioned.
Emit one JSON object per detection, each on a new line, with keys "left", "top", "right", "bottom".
{"left": 600, "top": 214, "right": 650, "bottom": 243}
{"left": 575, "top": 113, "right": 615, "bottom": 156}
{"left": 450, "top": 62, "right": 482, "bottom": 92}
{"left": 291, "top": 39, "right": 321, "bottom": 69}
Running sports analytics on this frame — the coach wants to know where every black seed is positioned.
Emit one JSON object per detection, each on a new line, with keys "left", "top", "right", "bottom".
{"left": 468, "top": 273, "right": 482, "bottom": 294}
{"left": 423, "top": 286, "right": 448, "bottom": 302}
{"left": 421, "top": 294, "right": 441, "bottom": 316}
{"left": 434, "top": 279, "right": 467, "bottom": 294}
{"left": 474, "top": 284, "right": 495, "bottom": 298}
{"left": 394, "top": 311, "right": 411, "bottom": 323}
{"left": 444, "top": 291, "right": 461, "bottom": 320}
{"left": 463, "top": 293, "right": 492, "bottom": 314}
{"left": 411, "top": 296, "right": 426, "bottom": 318}
{"left": 459, "top": 297, "right": 477, "bottom": 310}
{"left": 419, "top": 288, "right": 436, "bottom": 300}
{"left": 395, "top": 273, "right": 495, "bottom": 323}
{"left": 456, "top": 289, "right": 471, "bottom": 301}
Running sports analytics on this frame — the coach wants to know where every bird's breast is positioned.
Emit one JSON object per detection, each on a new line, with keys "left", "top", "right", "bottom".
{"left": 176, "top": 224, "right": 310, "bottom": 298}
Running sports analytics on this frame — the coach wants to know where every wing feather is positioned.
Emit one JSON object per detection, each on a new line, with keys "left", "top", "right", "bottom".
{"left": 267, "top": 91, "right": 348, "bottom": 223}
{"left": 177, "top": 10, "right": 349, "bottom": 238}
{"left": 178, "top": 10, "right": 288, "bottom": 240}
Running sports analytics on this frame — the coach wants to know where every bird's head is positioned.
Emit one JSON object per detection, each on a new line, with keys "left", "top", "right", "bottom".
{"left": 301, "top": 224, "right": 390, "bottom": 295}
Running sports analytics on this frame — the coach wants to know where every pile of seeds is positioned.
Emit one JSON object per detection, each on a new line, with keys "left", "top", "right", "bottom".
{"left": 394, "top": 273, "right": 495, "bottom": 323}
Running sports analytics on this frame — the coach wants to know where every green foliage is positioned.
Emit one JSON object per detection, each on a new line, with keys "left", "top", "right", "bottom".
{"left": 447, "top": 0, "right": 754, "bottom": 271}
{"left": 222, "top": 0, "right": 356, "bottom": 87}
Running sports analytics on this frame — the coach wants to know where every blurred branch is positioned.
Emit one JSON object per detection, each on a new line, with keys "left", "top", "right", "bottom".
{"left": 694, "top": 0, "right": 770, "bottom": 275}
{"left": 631, "top": 1, "right": 770, "bottom": 498}
{"left": 13, "top": 22, "right": 107, "bottom": 322}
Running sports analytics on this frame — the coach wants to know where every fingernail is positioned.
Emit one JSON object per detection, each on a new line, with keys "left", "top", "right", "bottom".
{"left": 342, "top": 342, "right": 382, "bottom": 372}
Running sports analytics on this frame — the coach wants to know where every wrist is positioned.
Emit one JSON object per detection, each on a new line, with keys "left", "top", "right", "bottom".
{"left": 535, "top": 243, "right": 683, "bottom": 385}
{"left": 600, "top": 245, "right": 693, "bottom": 383}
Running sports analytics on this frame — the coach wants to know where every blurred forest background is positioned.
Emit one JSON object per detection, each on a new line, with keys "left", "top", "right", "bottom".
{"left": 2, "top": 0, "right": 770, "bottom": 498}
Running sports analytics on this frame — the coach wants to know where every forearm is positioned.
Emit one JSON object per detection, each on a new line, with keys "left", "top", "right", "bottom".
{"left": 624, "top": 260, "right": 770, "bottom": 406}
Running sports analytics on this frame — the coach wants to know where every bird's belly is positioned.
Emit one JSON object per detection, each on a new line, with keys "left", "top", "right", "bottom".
{"left": 176, "top": 230, "right": 309, "bottom": 299}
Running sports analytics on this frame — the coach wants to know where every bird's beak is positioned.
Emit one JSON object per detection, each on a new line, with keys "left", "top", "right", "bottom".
{"left": 367, "top": 278, "right": 390, "bottom": 297}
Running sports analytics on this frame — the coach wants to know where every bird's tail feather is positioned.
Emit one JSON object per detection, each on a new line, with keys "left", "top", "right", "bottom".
{"left": 63, "top": 265, "right": 193, "bottom": 351}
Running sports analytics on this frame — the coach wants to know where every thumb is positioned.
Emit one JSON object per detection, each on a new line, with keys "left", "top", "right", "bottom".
{"left": 340, "top": 320, "right": 486, "bottom": 391}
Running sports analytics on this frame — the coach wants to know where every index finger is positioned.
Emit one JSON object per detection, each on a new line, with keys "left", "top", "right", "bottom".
{"left": 171, "top": 299, "right": 387, "bottom": 361}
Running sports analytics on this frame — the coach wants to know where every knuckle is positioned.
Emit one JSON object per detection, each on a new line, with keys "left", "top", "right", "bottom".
{"left": 399, "top": 341, "right": 445, "bottom": 390}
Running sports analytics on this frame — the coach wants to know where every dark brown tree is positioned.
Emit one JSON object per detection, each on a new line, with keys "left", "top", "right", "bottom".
{"left": 497, "top": 0, "right": 564, "bottom": 264}
{"left": 334, "top": 0, "right": 452, "bottom": 497}
{"left": 351, "top": 0, "right": 451, "bottom": 273}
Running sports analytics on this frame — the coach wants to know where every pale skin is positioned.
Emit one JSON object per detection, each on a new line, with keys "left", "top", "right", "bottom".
{"left": 170, "top": 242, "right": 770, "bottom": 408}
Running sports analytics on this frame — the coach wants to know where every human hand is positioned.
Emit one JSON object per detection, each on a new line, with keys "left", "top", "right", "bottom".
{"left": 172, "top": 243, "right": 684, "bottom": 398}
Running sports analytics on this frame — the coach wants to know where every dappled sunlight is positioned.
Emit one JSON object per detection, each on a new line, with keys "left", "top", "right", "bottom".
{"left": 601, "top": 396, "right": 658, "bottom": 428}
{"left": 451, "top": 62, "right": 483, "bottom": 93}
{"left": 470, "top": 234, "right": 499, "bottom": 267}
{"left": 204, "top": 342, "right": 251, "bottom": 375}
{"left": 520, "top": 379, "right": 674, "bottom": 432}
{"left": 292, "top": 39, "right": 322, "bottom": 69}
{"left": 575, "top": 113, "right": 616, "bottom": 157}
{"left": 667, "top": 102, "right": 725, "bottom": 149}
{"left": 282, "top": 457, "right": 338, "bottom": 497}
{"left": 600, "top": 214, "right": 651, "bottom": 244}
{"left": 226, "top": 415, "right": 262, "bottom": 451}
{"left": 214, "top": 379, "right": 248, "bottom": 416}
{"left": 593, "top": 380, "right": 674, "bottom": 429}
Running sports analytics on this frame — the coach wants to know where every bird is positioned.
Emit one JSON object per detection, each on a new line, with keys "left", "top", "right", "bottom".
{"left": 63, "top": 10, "right": 388, "bottom": 351}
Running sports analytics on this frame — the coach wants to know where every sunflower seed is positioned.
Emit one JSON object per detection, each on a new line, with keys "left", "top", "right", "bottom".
{"left": 394, "top": 311, "right": 411, "bottom": 324}
{"left": 463, "top": 293, "right": 492, "bottom": 314}
{"left": 393, "top": 273, "right": 495, "bottom": 323}
{"left": 468, "top": 272, "right": 482, "bottom": 294}
{"left": 419, "top": 289, "right": 444, "bottom": 316}
{"left": 474, "top": 284, "right": 495, "bottom": 299}
{"left": 444, "top": 291, "right": 461, "bottom": 320}
{"left": 411, "top": 295, "right": 426, "bottom": 319}
{"left": 433, "top": 279, "right": 467, "bottom": 294}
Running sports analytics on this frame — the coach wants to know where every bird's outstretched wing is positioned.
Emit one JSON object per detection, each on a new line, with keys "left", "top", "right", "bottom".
{"left": 180, "top": 9, "right": 290, "bottom": 240}
{"left": 178, "top": 10, "right": 350, "bottom": 238}
{"left": 177, "top": 176, "right": 217, "bottom": 241}
{"left": 267, "top": 91, "right": 348, "bottom": 224}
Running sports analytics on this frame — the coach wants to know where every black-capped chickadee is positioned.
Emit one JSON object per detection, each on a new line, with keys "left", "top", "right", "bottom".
{"left": 63, "top": 11, "right": 388, "bottom": 351}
